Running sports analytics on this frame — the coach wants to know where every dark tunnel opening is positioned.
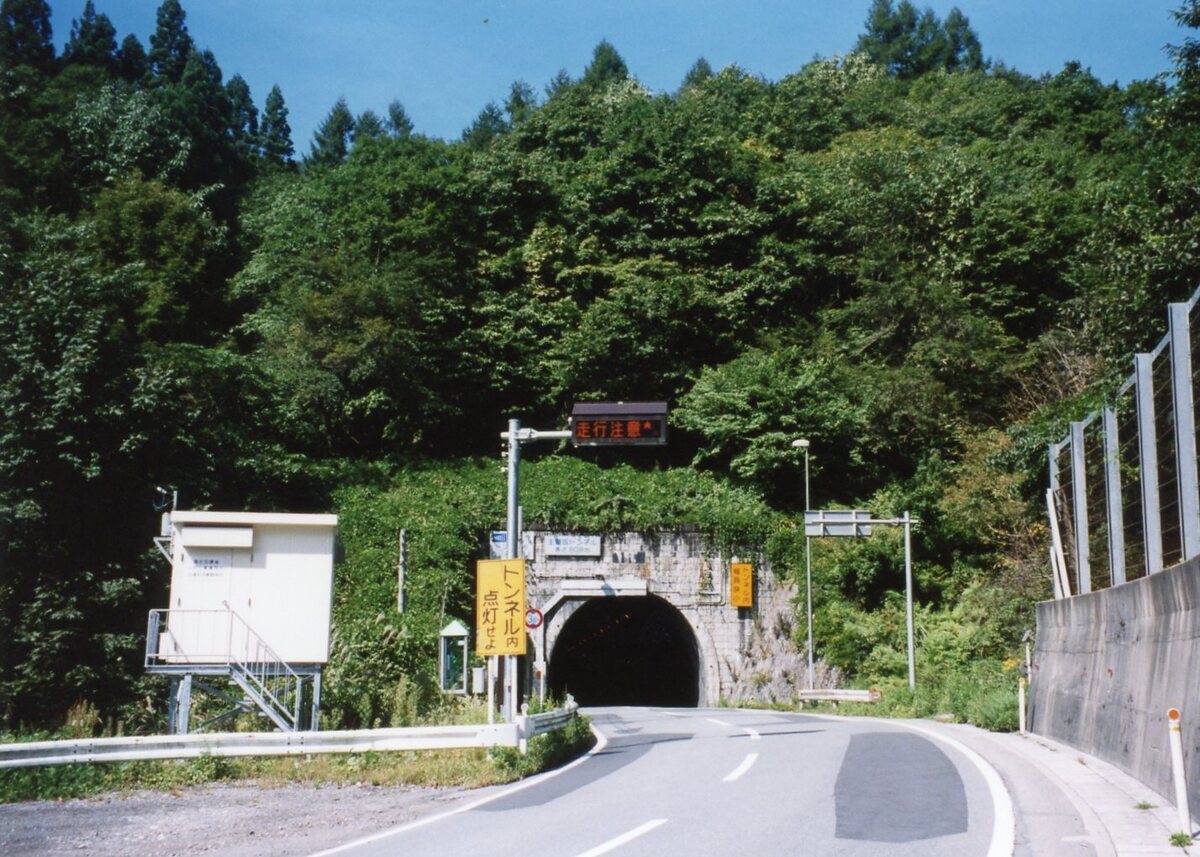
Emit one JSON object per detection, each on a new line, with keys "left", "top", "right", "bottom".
{"left": 547, "top": 595, "right": 699, "bottom": 707}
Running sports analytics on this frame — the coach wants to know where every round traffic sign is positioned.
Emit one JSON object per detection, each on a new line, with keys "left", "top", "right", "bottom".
{"left": 524, "top": 607, "right": 544, "bottom": 629}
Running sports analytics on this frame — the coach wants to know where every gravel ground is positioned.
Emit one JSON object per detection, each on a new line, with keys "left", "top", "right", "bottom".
{"left": 0, "top": 781, "right": 485, "bottom": 857}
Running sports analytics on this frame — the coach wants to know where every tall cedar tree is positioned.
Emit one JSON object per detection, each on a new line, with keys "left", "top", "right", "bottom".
{"left": 505, "top": 80, "right": 536, "bottom": 125}
{"left": 680, "top": 57, "right": 714, "bottom": 91}
{"left": 62, "top": 0, "right": 116, "bottom": 70}
{"left": 260, "top": 83, "right": 294, "bottom": 164}
{"left": 148, "top": 0, "right": 192, "bottom": 83}
{"left": 462, "top": 102, "right": 505, "bottom": 149}
{"left": 581, "top": 39, "right": 628, "bottom": 87}
{"left": 308, "top": 96, "right": 355, "bottom": 166}
{"left": 226, "top": 73, "right": 259, "bottom": 161}
{"left": 114, "top": 32, "right": 145, "bottom": 82}
{"left": 353, "top": 109, "right": 386, "bottom": 144}
{"left": 0, "top": 0, "right": 54, "bottom": 72}
{"left": 856, "top": 0, "right": 982, "bottom": 78}
{"left": 387, "top": 99, "right": 413, "bottom": 137}
{"left": 1170, "top": 0, "right": 1200, "bottom": 125}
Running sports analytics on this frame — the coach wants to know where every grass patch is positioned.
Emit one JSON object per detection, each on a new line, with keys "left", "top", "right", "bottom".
{"left": 0, "top": 715, "right": 595, "bottom": 804}
{"left": 0, "top": 753, "right": 239, "bottom": 803}
{"left": 788, "top": 661, "right": 1021, "bottom": 732}
{"left": 1170, "top": 832, "right": 1193, "bottom": 848}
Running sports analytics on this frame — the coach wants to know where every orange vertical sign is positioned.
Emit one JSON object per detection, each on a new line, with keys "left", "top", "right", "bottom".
{"left": 730, "top": 562, "right": 754, "bottom": 608}
{"left": 476, "top": 559, "right": 527, "bottom": 656}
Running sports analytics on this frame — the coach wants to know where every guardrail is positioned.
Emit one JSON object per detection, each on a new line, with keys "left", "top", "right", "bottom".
{"left": 515, "top": 700, "right": 579, "bottom": 752}
{"left": 796, "top": 688, "right": 882, "bottom": 704}
{"left": 0, "top": 701, "right": 580, "bottom": 770}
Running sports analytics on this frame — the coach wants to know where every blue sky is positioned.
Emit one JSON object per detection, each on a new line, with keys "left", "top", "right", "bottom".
{"left": 50, "top": 1, "right": 1189, "bottom": 153}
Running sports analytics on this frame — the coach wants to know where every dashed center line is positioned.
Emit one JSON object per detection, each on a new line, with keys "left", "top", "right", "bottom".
{"left": 571, "top": 819, "right": 668, "bottom": 857}
{"left": 724, "top": 752, "right": 759, "bottom": 782}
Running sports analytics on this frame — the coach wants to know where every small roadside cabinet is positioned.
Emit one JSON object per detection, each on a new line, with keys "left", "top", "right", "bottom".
{"left": 439, "top": 619, "right": 470, "bottom": 694}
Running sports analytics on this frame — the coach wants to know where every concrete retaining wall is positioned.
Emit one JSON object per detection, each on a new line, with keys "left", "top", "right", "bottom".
{"left": 1029, "top": 556, "right": 1200, "bottom": 817}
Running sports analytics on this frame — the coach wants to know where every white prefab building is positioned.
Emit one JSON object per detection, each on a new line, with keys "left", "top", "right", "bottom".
{"left": 165, "top": 511, "right": 337, "bottom": 663}
{"left": 146, "top": 510, "right": 338, "bottom": 734}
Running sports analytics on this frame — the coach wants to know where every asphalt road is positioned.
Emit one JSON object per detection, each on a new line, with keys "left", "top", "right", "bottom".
{"left": 305, "top": 707, "right": 1009, "bottom": 857}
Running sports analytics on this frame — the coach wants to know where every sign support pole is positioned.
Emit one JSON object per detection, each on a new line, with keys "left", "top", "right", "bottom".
{"left": 904, "top": 511, "right": 915, "bottom": 690}
{"left": 804, "top": 446, "right": 814, "bottom": 691}
{"left": 505, "top": 419, "right": 520, "bottom": 723}
{"left": 487, "top": 655, "right": 495, "bottom": 725}
{"left": 496, "top": 421, "right": 572, "bottom": 720}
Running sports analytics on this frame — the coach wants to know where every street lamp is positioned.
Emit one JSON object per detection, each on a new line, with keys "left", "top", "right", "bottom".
{"left": 791, "top": 438, "right": 814, "bottom": 691}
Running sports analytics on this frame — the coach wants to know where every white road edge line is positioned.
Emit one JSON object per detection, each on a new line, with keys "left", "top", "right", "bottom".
{"left": 885, "top": 721, "right": 1016, "bottom": 857}
{"left": 303, "top": 724, "right": 611, "bottom": 857}
{"left": 724, "top": 752, "right": 759, "bottom": 782}
{"left": 571, "top": 818, "right": 668, "bottom": 857}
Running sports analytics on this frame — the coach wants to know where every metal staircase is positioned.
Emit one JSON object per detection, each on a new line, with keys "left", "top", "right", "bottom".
{"left": 224, "top": 610, "right": 302, "bottom": 731}
{"left": 146, "top": 608, "right": 304, "bottom": 732}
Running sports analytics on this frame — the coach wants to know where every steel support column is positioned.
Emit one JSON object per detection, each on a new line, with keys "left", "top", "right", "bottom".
{"left": 1047, "top": 445, "right": 1071, "bottom": 598}
{"left": 1102, "top": 407, "right": 1126, "bottom": 586}
{"left": 310, "top": 670, "right": 322, "bottom": 731}
{"left": 1135, "top": 353, "right": 1164, "bottom": 574}
{"left": 1069, "top": 420, "right": 1090, "bottom": 594}
{"left": 169, "top": 674, "right": 193, "bottom": 735}
{"left": 1169, "top": 303, "right": 1200, "bottom": 559}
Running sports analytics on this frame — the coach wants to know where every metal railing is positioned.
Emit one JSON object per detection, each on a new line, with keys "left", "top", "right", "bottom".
{"left": 795, "top": 688, "right": 882, "bottom": 703}
{"left": 1049, "top": 287, "right": 1200, "bottom": 597}
{"left": 146, "top": 609, "right": 303, "bottom": 731}
{"left": 0, "top": 702, "right": 581, "bottom": 769}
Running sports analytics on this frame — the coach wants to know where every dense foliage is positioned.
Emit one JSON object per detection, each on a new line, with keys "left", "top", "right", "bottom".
{"left": 4, "top": 0, "right": 1200, "bottom": 731}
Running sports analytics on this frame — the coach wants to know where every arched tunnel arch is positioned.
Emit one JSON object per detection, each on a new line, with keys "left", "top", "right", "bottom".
{"left": 547, "top": 595, "right": 700, "bottom": 707}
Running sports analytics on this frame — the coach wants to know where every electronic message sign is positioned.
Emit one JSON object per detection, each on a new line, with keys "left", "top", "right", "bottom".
{"left": 570, "top": 402, "right": 668, "bottom": 447}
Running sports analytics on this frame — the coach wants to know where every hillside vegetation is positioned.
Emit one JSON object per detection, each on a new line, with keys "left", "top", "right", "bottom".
{"left": 4, "top": 0, "right": 1200, "bottom": 733}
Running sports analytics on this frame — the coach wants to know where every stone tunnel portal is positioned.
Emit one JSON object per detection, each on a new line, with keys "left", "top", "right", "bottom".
{"left": 547, "top": 595, "right": 700, "bottom": 707}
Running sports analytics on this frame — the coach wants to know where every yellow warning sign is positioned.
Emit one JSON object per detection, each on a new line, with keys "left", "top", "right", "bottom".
{"left": 730, "top": 562, "right": 753, "bottom": 608}
{"left": 476, "top": 559, "right": 527, "bottom": 656}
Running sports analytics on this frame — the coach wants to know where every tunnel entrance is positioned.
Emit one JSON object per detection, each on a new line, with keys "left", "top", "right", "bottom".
{"left": 547, "top": 595, "right": 699, "bottom": 707}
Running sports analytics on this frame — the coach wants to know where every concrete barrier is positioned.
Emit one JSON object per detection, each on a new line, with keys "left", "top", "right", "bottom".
{"left": 1029, "top": 555, "right": 1200, "bottom": 819}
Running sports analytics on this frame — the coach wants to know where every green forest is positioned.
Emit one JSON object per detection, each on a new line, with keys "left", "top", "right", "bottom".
{"left": 3, "top": 0, "right": 1200, "bottom": 734}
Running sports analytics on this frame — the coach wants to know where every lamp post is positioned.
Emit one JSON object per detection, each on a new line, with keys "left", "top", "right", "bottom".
{"left": 792, "top": 438, "right": 814, "bottom": 691}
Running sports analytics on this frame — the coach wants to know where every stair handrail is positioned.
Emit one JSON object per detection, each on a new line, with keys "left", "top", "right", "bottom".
{"left": 221, "top": 603, "right": 302, "bottom": 731}
{"left": 144, "top": 607, "right": 302, "bottom": 731}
